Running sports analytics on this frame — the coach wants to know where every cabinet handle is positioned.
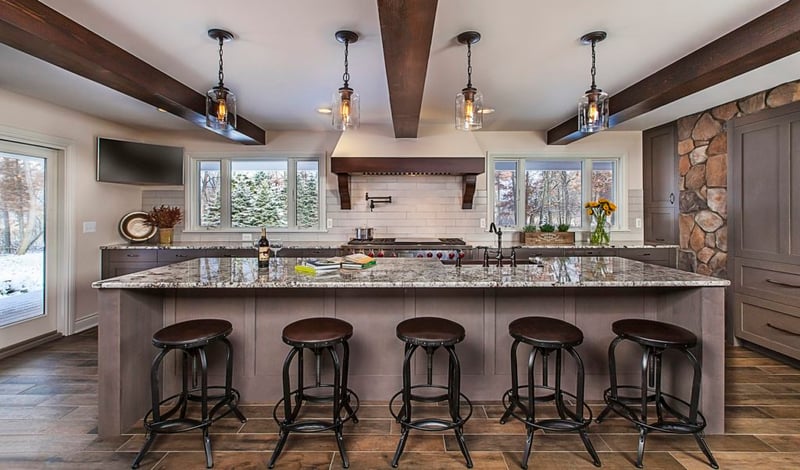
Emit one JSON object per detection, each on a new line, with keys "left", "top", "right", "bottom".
{"left": 126, "top": 254, "right": 139, "bottom": 258}
{"left": 176, "top": 254, "right": 188, "bottom": 258}
{"left": 766, "top": 278, "right": 800, "bottom": 288}
{"left": 655, "top": 238, "right": 665, "bottom": 242}
{"left": 669, "top": 192, "right": 675, "bottom": 204}
{"left": 766, "top": 322, "right": 800, "bottom": 337}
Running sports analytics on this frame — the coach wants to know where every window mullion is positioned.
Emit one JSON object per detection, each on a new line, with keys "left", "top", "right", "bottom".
{"left": 220, "top": 160, "right": 232, "bottom": 229}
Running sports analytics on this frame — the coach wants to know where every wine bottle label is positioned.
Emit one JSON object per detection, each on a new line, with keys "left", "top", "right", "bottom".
{"left": 258, "top": 247, "right": 270, "bottom": 261}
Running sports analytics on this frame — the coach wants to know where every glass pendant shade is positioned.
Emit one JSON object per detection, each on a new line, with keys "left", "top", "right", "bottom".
{"left": 578, "top": 86, "right": 609, "bottom": 133}
{"left": 455, "top": 87, "right": 483, "bottom": 130}
{"left": 333, "top": 86, "right": 359, "bottom": 130}
{"left": 206, "top": 85, "right": 237, "bottom": 130}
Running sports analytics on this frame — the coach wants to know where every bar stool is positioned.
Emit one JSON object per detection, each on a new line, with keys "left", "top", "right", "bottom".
{"left": 269, "top": 317, "right": 359, "bottom": 469}
{"left": 499, "top": 316, "right": 601, "bottom": 469}
{"left": 389, "top": 317, "right": 473, "bottom": 468}
{"left": 132, "top": 319, "right": 247, "bottom": 469}
{"left": 596, "top": 319, "right": 718, "bottom": 469}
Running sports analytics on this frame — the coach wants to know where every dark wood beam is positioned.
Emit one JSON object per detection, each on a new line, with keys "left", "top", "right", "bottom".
{"left": 547, "top": 0, "right": 800, "bottom": 145}
{"left": 377, "top": 0, "right": 437, "bottom": 138}
{"left": 0, "top": 0, "right": 265, "bottom": 145}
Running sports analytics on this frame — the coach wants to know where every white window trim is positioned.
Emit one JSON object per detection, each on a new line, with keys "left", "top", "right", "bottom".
{"left": 488, "top": 153, "right": 627, "bottom": 232}
{"left": 185, "top": 151, "right": 327, "bottom": 233}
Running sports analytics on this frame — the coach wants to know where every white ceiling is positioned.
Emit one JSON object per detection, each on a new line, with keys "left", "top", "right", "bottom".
{"left": 0, "top": 0, "right": 793, "bottom": 136}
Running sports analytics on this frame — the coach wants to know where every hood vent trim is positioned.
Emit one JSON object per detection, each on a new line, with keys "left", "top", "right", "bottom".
{"left": 331, "top": 157, "right": 485, "bottom": 210}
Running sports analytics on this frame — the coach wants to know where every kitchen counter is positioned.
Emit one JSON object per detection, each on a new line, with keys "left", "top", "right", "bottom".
{"left": 93, "top": 256, "right": 726, "bottom": 289}
{"left": 100, "top": 241, "right": 340, "bottom": 250}
{"left": 95, "top": 257, "right": 726, "bottom": 438}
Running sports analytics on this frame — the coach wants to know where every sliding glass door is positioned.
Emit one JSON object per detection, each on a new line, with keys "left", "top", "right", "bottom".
{"left": 0, "top": 140, "right": 58, "bottom": 349}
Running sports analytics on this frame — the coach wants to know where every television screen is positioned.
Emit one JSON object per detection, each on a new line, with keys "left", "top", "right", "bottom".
{"left": 96, "top": 137, "right": 184, "bottom": 185}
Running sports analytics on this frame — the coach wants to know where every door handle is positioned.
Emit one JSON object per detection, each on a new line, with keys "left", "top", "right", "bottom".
{"left": 669, "top": 192, "right": 675, "bottom": 204}
{"left": 767, "top": 322, "right": 800, "bottom": 337}
{"left": 766, "top": 278, "right": 800, "bottom": 288}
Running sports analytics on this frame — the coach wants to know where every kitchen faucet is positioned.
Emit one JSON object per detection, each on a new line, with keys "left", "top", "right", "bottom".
{"left": 489, "top": 222, "right": 503, "bottom": 266}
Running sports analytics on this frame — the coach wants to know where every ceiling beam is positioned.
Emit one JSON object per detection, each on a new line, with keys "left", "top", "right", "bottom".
{"left": 0, "top": 0, "right": 265, "bottom": 145}
{"left": 377, "top": 0, "right": 437, "bottom": 138}
{"left": 547, "top": 0, "right": 800, "bottom": 145}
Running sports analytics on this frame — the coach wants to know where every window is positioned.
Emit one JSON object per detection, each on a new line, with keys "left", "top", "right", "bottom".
{"left": 190, "top": 154, "right": 323, "bottom": 231}
{"left": 491, "top": 156, "right": 620, "bottom": 230}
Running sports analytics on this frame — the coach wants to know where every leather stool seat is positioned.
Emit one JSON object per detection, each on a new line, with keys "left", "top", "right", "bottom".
{"left": 396, "top": 316, "right": 465, "bottom": 346}
{"left": 282, "top": 317, "right": 353, "bottom": 347}
{"left": 153, "top": 319, "right": 232, "bottom": 349}
{"left": 612, "top": 318, "right": 697, "bottom": 348}
{"left": 509, "top": 316, "right": 583, "bottom": 348}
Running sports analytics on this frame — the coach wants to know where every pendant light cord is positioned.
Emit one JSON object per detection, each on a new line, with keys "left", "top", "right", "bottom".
{"left": 217, "top": 37, "right": 225, "bottom": 88}
{"left": 342, "top": 39, "right": 350, "bottom": 88}
{"left": 466, "top": 42, "right": 473, "bottom": 88}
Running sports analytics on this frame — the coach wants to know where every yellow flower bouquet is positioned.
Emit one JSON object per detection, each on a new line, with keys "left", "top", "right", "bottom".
{"left": 584, "top": 198, "right": 616, "bottom": 245}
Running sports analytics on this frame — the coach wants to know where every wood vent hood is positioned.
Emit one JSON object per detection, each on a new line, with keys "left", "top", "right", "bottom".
{"left": 331, "top": 157, "right": 485, "bottom": 210}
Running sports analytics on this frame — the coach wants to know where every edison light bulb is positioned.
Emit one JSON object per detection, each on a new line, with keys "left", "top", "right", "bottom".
{"left": 464, "top": 98, "right": 475, "bottom": 126}
{"left": 340, "top": 98, "right": 351, "bottom": 126}
{"left": 588, "top": 100, "right": 599, "bottom": 124}
{"left": 216, "top": 97, "right": 228, "bottom": 123}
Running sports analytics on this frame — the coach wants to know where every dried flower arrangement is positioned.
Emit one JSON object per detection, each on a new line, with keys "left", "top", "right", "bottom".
{"left": 145, "top": 205, "right": 183, "bottom": 228}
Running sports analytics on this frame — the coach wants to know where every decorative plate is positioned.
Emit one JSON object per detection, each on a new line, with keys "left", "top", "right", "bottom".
{"left": 119, "top": 211, "right": 157, "bottom": 242}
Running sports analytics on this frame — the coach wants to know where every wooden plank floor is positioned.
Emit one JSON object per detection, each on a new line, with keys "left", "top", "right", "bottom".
{"left": 0, "top": 328, "right": 798, "bottom": 469}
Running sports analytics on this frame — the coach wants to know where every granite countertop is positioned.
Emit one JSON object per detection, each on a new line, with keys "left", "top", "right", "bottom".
{"left": 92, "top": 256, "right": 728, "bottom": 289}
{"left": 100, "top": 241, "right": 678, "bottom": 250}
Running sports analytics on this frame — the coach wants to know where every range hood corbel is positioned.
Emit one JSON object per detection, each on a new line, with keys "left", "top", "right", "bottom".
{"left": 331, "top": 157, "right": 485, "bottom": 210}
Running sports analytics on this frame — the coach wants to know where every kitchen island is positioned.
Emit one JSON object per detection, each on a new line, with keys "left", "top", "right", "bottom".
{"left": 93, "top": 256, "right": 728, "bottom": 437}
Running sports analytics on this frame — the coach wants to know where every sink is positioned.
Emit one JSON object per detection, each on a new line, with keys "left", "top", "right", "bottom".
{"left": 440, "top": 259, "right": 534, "bottom": 266}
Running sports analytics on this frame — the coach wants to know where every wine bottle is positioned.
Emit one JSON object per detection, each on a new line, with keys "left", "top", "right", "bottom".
{"left": 257, "top": 227, "right": 270, "bottom": 268}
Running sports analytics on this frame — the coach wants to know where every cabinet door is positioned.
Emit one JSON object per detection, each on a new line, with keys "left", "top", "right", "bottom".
{"left": 643, "top": 124, "right": 678, "bottom": 244}
{"left": 101, "top": 249, "right": 158, "bottom": 279}
{"left": 731, "top": 105, "right": 799, "bottom": 263}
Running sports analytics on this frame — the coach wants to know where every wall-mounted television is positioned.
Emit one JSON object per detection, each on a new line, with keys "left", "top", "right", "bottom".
{"left": 96, "top": 137, "right": 184, "bottom": 185}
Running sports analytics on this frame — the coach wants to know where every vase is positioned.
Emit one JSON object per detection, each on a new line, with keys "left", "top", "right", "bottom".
{"left": 589, "top": 218, "right": 610, "bottom": 245}
{"left": 158, "top": 227, "right": 174, "bottom": 245}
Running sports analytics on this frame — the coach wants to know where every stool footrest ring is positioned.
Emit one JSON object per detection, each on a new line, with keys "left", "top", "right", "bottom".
{"left": 602, "top": 386, "right": 708, "bottom": 434}
{"left": 143, "top": 386, "right": 243, "bottom": 434}
{"left": 501, "top": 385, "right": 593, "bottom": 433}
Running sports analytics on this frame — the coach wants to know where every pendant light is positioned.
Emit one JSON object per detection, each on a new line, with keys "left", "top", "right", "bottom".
{"left": 578, "top": 31, "right": 609, "bottom": 133}
{"left": 333, "top": 30, "right": 359, "bottom": 131}
{"left": 455, "top": 31, "right": 483, "bottom": 131}
{"left": 205, "top": 28, "right": 237, "bottom": 131}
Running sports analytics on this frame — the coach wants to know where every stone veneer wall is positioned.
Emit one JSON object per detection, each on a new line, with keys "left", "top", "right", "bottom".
{"left": 676, "top": 79, "right": 800, "bottom": 276}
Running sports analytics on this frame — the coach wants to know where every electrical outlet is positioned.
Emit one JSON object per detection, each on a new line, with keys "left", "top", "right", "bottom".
{"left": 242, "top": 233, "right": 252, "bottom": 241}
{"left": 635, "top": 218, "right": 642, "bottom": 229}
{"left": 327, "top": 218, "right": 333, "bottom": 229}
{"left": 480, "top": 218, "right": 486, "bottom": 228}
{"left": 82, "top": 221, "right": 96, "bottom": 233}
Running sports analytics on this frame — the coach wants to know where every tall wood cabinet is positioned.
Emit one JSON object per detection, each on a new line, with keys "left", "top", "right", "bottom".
{"left": 642, "top": 123, "right": 679, "bottom": 244}
{"left": 731, "top": 102, "right": 800, "bottom": 360}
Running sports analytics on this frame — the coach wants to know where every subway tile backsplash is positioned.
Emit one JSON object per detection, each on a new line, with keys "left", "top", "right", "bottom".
{"left": 143, "top": 178, "right": 643, "bottom": 245}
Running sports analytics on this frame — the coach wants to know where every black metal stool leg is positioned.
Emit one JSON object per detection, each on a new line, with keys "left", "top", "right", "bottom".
{"left": 326, "top": 345, "right": 349, "bottom": 468}
{"left": 340, "top": 341, "right": 358, "bottom": 423}
{"left": 597, "top": 336, "right": 624, "bottom": 423}
{"left": 198, "top": 347, "right": 213, "bottom": 468}
{"left": 220, "top": 337, "right": 247, "bottom": 423}
{"left": 684, "top": 348, "right": 719, "bottom": 469}
{"left": 447, "top": 345, "right": 472, "bottom": 469}
{"left": 500, "top": 339, "right": 522, "bottom": 424}
{"left": 268, "top": 346, "right": 300, "bottom": 469}
{"left": 132, "top": 347, "right": 171, "bottom": 469}
{"left": 391, "top": 343, "right": 417, "bottom": 468}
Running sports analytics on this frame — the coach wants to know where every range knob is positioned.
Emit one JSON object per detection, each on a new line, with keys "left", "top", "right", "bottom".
{"left": 448, "top": 252, "right": 455, "bottom": 259}
{"left": 377, "top": 249, "right": 385, "bottom": 257}
{"left": 416, "top": 253, "right": 423, "bottom": 258}
{"left": 436, "top": 252, "right": 443, "bottom": 259}
{"left": 426, "top": 252, "right": 433, "bottom": 258}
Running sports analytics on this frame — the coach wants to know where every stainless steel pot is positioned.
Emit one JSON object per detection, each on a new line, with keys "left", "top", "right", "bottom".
{"left": 355, "top": 227, "right": 374, "bottom": 240}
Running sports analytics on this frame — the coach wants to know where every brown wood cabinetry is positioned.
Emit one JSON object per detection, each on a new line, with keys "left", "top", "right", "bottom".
{"left": 731, "top": 102, "right": 800, "bottom": 359}
{"left": 642, "top": 123, "right": 678, "bottom": 244}
{"left": 101, "top": 248, "right": 254, "bottom": 279}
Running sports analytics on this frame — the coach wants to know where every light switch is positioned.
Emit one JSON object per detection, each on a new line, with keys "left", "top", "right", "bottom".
{"left": 327, "top": 218, "right": 333, "bottom": 229}
{"left": 83, "top": 221, "right": 96, "bottom": 233}
{"left": 242, "top": 233, "right": 252, "bottom": 241}
{"left": 635, "top": 218, "right": 642, "bottom": 229}
{"left": 480, "top": 218, "right": 486, "bottom": 228}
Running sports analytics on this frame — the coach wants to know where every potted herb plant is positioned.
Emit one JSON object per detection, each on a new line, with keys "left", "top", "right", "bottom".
{"left": 521, "top": 222, "right": 575, "bottom": 245}
{"left": 146, "top": 205, "right": 183, "bottom": 244}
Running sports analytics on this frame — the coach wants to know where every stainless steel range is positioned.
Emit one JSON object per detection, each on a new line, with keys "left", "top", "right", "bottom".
{"left": 342, "top": 237, "right": 471, "bottom": 260}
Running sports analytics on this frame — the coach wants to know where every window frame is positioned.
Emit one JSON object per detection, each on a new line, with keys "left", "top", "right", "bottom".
{"left": 488, "top": 153, "right": 625, "bottom": 232}
{"left": 185, "top": 152, "right": 327, "bottom": 232}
